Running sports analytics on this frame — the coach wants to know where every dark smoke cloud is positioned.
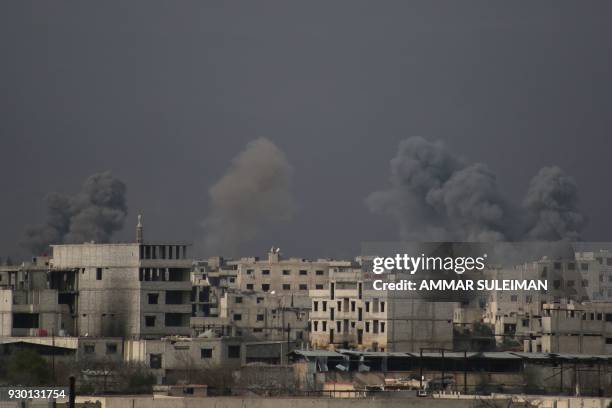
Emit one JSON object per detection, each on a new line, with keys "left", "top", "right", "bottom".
{"left": 21, "top": 172, "right": 127, "bottom": 254}
{"left": 523, "top": 166, "right": 586, "bottom": 240}
{"left": 367, "top": 137, "right": 515, "bottom": 241}
{"left": 367, "top": 137, "right": 585, "bottom": 241}
{"left": 202, "top": 138, "right": 295, "bottom": 255}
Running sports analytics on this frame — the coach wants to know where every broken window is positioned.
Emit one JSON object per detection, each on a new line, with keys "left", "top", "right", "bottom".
{"left": 227, "top": 345, "right": 241, "bottom": 358}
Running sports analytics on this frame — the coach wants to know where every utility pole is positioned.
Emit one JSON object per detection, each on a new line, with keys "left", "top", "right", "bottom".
{"left": 419, "top": 348, "right": 423, "bottom": 390}
{"left": 441, "top": 349, "right": 445, "bottom": 392}
{"left": 287, "top": 322, "right": 291, "bottom": 364}
{"left": 463, "top": 350, "right": 467, "bottom": 395}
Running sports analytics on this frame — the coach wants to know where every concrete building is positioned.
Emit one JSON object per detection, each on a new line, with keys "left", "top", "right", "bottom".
{"left": 234, "top": 248, "right": 330, "bottom": 309}
{"left": 0, "top": 256, "right": 74, "bottom": 337}
{"left": 309, "top": 266, "right": 456, "bottom": 352}
{"left": 191, "top": 289, "right": 309, "bottom": 343}
{"left": 49, "top": 218, "right": 193, "bottom": 339}
{"left": 524, "top": 302, "right": 612, "bottom": 354}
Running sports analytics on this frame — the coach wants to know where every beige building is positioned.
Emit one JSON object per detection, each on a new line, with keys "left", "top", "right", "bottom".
{"left": 524, "top": 302, "right": 612, "bottom": 354}
{"left": 0, "top": 256, "right": 74, "bottom": 337}
{"left": 234, "top": 248, "right": 330, "bottom": 309}
{"left": 309, "top": 266, "right": 455, "bottom": 352}
{"left": 484, "top": 254, "right": 611, "bottom": 345}
{"left": 50, "top": 240, "right": 192, "bottom": 339}
{"left": 191, "top": 289, "right": 309, "bottom": 343}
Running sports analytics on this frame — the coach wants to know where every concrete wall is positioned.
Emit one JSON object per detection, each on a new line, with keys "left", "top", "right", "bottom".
{"left": 74, "top": 396, "right": 477, "bottom": 408}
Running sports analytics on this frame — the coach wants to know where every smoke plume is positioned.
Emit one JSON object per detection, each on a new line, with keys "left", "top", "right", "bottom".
{"left": 367, "top": 137, "right": 585, "bottom": 241}
{"left": 202, "top": 138, "right": 295, "bottom": 255}
{"left": 523, "top": 166, "right": 586, "bottom": 240}
{"left": 22, "top": 172, "right": 128, "bottom": 254}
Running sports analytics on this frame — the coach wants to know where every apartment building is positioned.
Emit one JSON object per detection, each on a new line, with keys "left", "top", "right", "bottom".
{"left": 50, "top": 240, "right": 192, "bottom": 339}
{"left": 234, "top": 248, "right": 330, "bottom": 309}
{"left": 523, "top": 302, "right": 612, "bottom": 354}
{"left": 191, "top": 289, "right": 309, "bottom": 342}
{"left": 309, "top": 266, "right": 455, "bottom": 352}
{"left": 485, "top": 254, "right": 611, "bottom": 345}
{"left": 0, "top": 256, "right": 74, "bottom": 336}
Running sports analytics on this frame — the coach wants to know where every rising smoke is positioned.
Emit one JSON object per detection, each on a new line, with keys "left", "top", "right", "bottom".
{"left": 202, "top": 138, "right": 295, "bottom": 255}
{"left": 367, "top": 137, "right": 585, "bottom": 241}
{"left": 22, "top": 172, "right": 128, "bottom": 254}
{"left": 523, "top": 166, "right": 586, "bottom": 240}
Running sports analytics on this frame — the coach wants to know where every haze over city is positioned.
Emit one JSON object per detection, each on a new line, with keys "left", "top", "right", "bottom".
{"left": 2, "top": 2, "right": 612, "bottom": 261}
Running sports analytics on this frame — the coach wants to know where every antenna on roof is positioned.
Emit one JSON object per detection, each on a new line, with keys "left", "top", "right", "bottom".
{"left": 136, "top": 214, "right": 143, "bottom": 243}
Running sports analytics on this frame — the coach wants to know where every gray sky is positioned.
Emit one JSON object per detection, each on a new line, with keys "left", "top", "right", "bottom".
{"left": 1, "top": 1, "right": 611, "bottom": 261}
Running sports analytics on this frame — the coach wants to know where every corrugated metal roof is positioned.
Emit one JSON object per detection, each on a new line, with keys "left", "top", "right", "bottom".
{"left": 289, "top": 349, "right": 345, "bottom": 358}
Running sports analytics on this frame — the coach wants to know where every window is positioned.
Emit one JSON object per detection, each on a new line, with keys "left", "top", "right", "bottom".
{"left": 322, "top": 301, "right": 327, "bottom": 311}
{"left": 380, "top": 302, "right": 385, "bottom": 313}
{"left": 351, "top": 301, "right": 356, "bottom": 312}
{"left": 261, "top": 284, "right": 270, "bottom": 291}
{"left": 148, "top": 293, "right": 159, "bottom": 304}
{"left": 336, "top": 321, "right": 341, "bottom": 332}
{"left": 262, "top": 269, "right": 270, "bottom": 275}
{"left": 554, "top": 262, "right": 561, "bottom": 270}
{"left": 233, "top": 314, "right": 242, "bottom": 321}
{"left": 314, "top": 321, "right": 319, "bottom": 331}
{"left": 606, "top": 337, "right": 612, "bottom": 345}
{"left": 283, "top": 284, "right": 291, "bottom": 290}
{"left": 606, "top": 314, "right": 612, "bottom": 322}
{"left": 299, "top": 284, "right": 308, "bottom": 290}
{"left": 282, "top": 270, "right": 291, "bottom": 275}
{"left": 337, "top": 301, "right": 341, "bottom": 311}
{"left": 246, "top": 269, "right": 254, "bottom": 275}
{"left": 96, "top": 268, "right": 103, "bottom": 280}
{"left": 246, "top": 284, "right": 254, "bottom": 290}
{"left": 380, "top": 322, "right": 385, "bottom": 333}
{"left": 106, "top": 343, "right": 118, "bottom": 354}
{"left": 553, "top": 280, "right": 561, "bottom": 289}
{"left": 567, "top": 280, "right": 575, "bottom": 287}
{"left": 256, "top": 314, "right": 264, "bottom": 321}
{"left": 567, "top": 262, "right": 575, "bottom": 270}
{"left": 145, "top": 316, "right": 156, "bottom": 327}
{"left": 365, "top": 302, "right": 370, "bottom": 313}
{"left": 365, "top": 322, "right": 370, "bottom": 333}
{"left": 510, "top": 295, "right": 518, "bottom": 302}
{"left": 322, "top": 321, "right": 327, "bottom": 331}
{"left": 201, "top": 348, "right": 213, "bottom": 359}
{"left": 300, "top": 270, "right": 308, "bottom": 276}
{"left": 581, "top": 263, "right": 589, "bottom": 271}
{"left": 316, "top": 284, "right": 324, "bottom": 289}
{"left": 84, "top": 344, "right": 95, "bottom": 354}
{"left": 228, "top": 345, "right": 241, "bottom": 358}
{"left": 150, "top": 354, "right": 162, "bottom": 369}
{"left": 316, "top": 270, "right": 324, "bottom": 276}
{"left": 257, "top": 297, "right": 264, "bottom": 304}
{"left": 608, "top": 258, "right": 612, "bottom": 266}
{"left": 582, "top": 280, "right": 589, "bottom": 287}
{"left": 235, "top": 297, "right": 243, "bottom": 304}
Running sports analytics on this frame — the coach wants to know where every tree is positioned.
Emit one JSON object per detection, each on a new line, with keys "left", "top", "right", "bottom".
{"left": 5, "top": 349, "right": 51, "bottom": 386}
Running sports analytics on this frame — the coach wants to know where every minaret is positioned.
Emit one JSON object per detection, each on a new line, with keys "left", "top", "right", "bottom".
{"left": 136, "top": 214, "right": 143, "bottom": 243}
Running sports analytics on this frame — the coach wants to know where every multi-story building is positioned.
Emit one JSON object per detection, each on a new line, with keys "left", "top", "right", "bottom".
{"left": 485, "top": 253, "right": 611, "bottom": 345}
{"left": 0, "top": 256, "right": 75, "bottom": 337}
{"left": 309, "top": 266, "right": 455, "bottom": 352}
{"left": 524, "top": 302, "right": 612, "bottom": 354}
{"left": 234, "top": 248, "right": 330, "bottom": 309}
{"left": 49, "top": 219, "right": 193, "bottom": 339}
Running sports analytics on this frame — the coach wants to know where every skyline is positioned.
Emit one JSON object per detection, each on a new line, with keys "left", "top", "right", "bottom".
{"left": 2, "top": 1, "right": 612, "bottom": 260}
